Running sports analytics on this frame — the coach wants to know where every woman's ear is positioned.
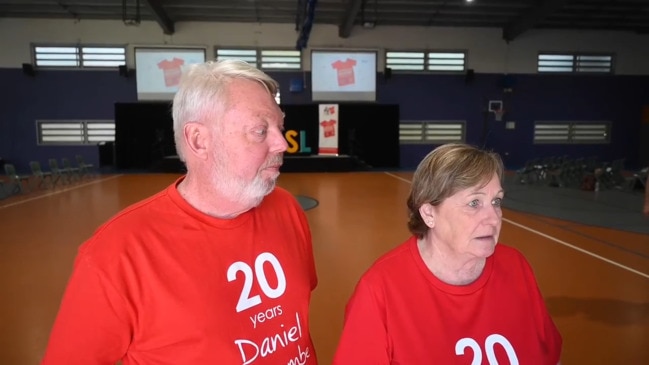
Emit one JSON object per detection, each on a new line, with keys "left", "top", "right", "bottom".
{"left": 419, "top": 203, "right": 435, "bottom": 228}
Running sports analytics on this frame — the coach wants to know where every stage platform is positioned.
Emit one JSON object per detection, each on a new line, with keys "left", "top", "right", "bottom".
{"left": 282, "top": 155, "right": 356, "bottom": 172}
{"left": 150, "top": 154, "right": 359, "bottom": 173}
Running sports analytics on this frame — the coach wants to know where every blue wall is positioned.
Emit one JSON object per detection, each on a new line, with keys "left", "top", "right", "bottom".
{"left": 1, "top": 68, "right": 136, "bottom": 171}
{"left": 377, "top": 73, "right": 648, "bottom": 170}
{"left": 1, "top": 68, "right": 647, "bottom": 172}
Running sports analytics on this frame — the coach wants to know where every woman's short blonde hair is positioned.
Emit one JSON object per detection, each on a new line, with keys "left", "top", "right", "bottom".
{"left": 406, "top": 143, "right": 504, "bottom": 238}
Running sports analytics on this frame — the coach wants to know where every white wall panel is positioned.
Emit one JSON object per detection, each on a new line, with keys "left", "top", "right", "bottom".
{"left": 1, "top": 18, "right": 647, "bottom": 74}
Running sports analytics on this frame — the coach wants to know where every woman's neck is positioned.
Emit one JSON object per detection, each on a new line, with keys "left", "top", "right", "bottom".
{"left": 417, "top": 237, "right": 486, "bottom": 286}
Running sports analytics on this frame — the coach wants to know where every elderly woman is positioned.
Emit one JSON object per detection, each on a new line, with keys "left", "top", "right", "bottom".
{"left": 333, "top": 143, "right": 562, "bottom": 365}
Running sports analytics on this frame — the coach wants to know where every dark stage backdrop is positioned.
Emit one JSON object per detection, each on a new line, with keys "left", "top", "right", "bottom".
{"left": 282, "top": 103, "right": 400, "bottom": 169}
{"left": 114, "top": 102, "right": 176, "bottom": 170}
{"left": 339, "top": 104, "right": 400, "bottom": 169}
{"left": 113, "top": 102, "right": 400, "bottom": 171}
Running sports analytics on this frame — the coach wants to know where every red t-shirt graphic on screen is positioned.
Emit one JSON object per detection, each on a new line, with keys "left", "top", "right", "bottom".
{"left": 331, "top": 58, "right": 357, "bottom": 87}
{"left": 157, "top": 57, "right": 185, "bottom": 87}
{"left": 320, "top": 119, "right": 337, "bottom": 138}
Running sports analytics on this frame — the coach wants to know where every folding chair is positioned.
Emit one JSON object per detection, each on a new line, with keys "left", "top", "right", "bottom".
{"left": 30, "top": 161, "right": 53, "bottom": 189}
{"left": 4, "top": 163, "right": 31, "bottom": 194}
{"left": 0, "top": 180, "right": 9, "bottom": 200}
{"left": 62, "top": 158, "right": 81, "bottom": 181}
{"left": 48, "top": 158, "right": 70, "bottom": 186}
{"left": 75, "top": 155, "right": 95, "bottom": 178}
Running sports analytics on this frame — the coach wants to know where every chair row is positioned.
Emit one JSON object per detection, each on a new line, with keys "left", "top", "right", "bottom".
{"left": 1, "top": 156, "right": 95, "bottom": 199}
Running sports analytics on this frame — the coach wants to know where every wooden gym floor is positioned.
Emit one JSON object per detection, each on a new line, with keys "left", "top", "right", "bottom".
{"left": 0, "top": 172, "right": 647, "bottom": 364}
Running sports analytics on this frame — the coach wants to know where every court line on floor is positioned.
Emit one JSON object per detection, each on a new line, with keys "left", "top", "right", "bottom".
{"left": 385, "top": 172, "right": 412, "bottom": 184}
{"left": 0, "top": 175, "right": 122, "bottom": 210}
{"left": 503, "top": 217, "right": 649, "bottom": 279}
{"left": 506, "top": 209, "right": 649, "bottom": 260}
{"left": 384, "top": 171, "right": 649, "bottom": 280}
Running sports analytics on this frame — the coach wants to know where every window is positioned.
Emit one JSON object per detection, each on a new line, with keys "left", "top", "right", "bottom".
{"left": 37, "top": 120, "right": 115, "bottom": 145}
{"left": 575, "top": 55, "right": 613, "bottom": 73}
{"left": 533, "top": 123, "right": 570, "bottom": 143}
{"left": 537, "top": 54, "right": 573, "bottom": 73}
{"left": 81, "top": 47, "right": 127, "bottom": 67}
{"left": 216, "top": 48, "right": 302, "bottom": 70}
{"left": 385, "top": 51, "right": 465, "bottom": 72}
{"left": 537, "top": 53, "right": 613, "bottom": 73}
{"left": 427, "top": 52, "right": 466, "bottom": 72}
{"left": 33, "top": 45, "right": 126, "bottom": 68}
{"left": 216, "top": 49, "right": 258, "bottom": 65}
{"left": 260, "top": 50, "right": 301, "bottom": 70}
{"left": 399, "top": 121, "right": 465, "bottom": 144}
{"left": 571, "top": 123, "right": 610, "bottom": 143}
{"left": 400, "top": 123, "right": 425, "bottom": 143}
{"left": 534, "top": 122, "right": 610, "bottom": 144}
{"left": 386, "top": 51, "right": 425, "bottom": 71}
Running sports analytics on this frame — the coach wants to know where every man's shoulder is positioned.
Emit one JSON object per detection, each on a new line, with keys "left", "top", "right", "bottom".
{"left": 267, "top": 186, "right": 294, "bottom": 200}
{"left": 261, "top": 186, "right": 301, "bottom": 209}
{"left": 80, "top": 187, "right": 174, "bottom": 253}
{"left": 105, "top": 188, "right": 171, "bottom": 227}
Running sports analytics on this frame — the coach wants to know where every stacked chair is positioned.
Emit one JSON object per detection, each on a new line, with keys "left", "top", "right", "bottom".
{"left": 515, "top": 155, "right": 637, "bottom": 192}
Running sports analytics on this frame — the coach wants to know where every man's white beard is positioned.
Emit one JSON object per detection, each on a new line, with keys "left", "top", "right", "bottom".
{"left": 211, "top": 155, "right": 281, "bottom": 208}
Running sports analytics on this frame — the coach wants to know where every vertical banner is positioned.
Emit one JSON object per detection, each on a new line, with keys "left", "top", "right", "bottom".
{"left": 318, "top": 104, "right": 339, "bottom": 155}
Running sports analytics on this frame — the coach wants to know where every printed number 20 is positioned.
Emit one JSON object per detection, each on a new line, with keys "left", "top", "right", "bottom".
{"left": 455, "top": 334, "right": 519, "bottom": 365}
{"left": 227, "top": 252, "right": 287, "bottom": 312}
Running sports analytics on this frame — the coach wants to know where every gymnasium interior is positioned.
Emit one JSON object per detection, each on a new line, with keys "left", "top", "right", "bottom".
{"left": 1, "top": 0, "right": 648, "bottom": 364}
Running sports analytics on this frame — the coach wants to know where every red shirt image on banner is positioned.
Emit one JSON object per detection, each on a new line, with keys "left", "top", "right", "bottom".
{"left": 157, "top": 57, "right": 185, "bottom": 87}
{"left": 320, "top": 120, "right": 337, "bottom": 138}
{"left": 323, "top": 106, "right": 336, "bottom": 115}
{"left": 331, "top": 59, "right": 357, "bottom": 87}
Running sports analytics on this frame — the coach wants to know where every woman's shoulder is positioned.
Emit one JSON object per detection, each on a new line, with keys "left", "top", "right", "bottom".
{"left": 360, "top": 236, "right": 418, "bottom": 279}
{"left": 495, "top": 243, "right": 527, "bottom": 260}
{"left": 493, "top": 244, "right": 536, "bottom": 274}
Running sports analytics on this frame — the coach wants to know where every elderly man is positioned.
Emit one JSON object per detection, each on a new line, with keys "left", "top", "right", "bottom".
{"left": 42, "top": 60, "right": 319, "bottom": 365}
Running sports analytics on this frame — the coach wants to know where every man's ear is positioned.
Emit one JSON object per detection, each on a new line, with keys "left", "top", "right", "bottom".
{"left": 183, "top": 122, "right": 210, "bottom": 160}
{"left": 419, "top": 203, "right": 436, "bottom": 228}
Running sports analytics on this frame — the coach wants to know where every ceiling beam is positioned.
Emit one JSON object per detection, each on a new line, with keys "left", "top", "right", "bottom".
{"left": 502, "top": 0, "right": 568, "bottom": 42}
{"left": 338, "top": 0, "right": 364, "bottom": 38}
{"left": 142, "top": 0, "right": 175, "bottom": 35}
{"left": 296, "top": 0, "right": 318, "bottom": 49}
